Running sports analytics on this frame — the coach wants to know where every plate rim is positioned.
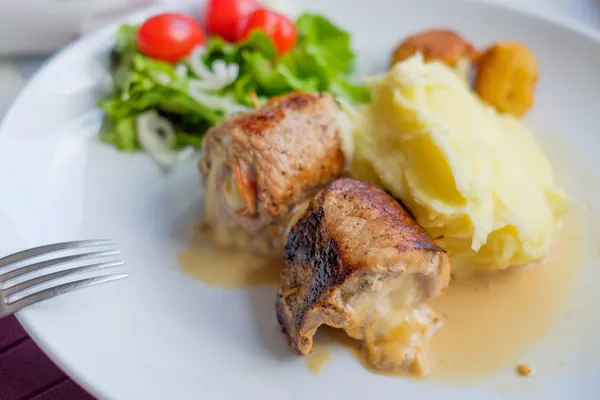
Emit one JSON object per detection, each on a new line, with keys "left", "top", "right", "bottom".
{"left": 3, "top": 0, "right": 600, "bottom": 398}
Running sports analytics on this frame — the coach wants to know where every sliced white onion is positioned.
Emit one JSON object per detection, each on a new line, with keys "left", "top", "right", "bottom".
{"left": 136, "top": 110, "right": 192, "bottom": 169}
{"left": 191, "top": 46, "right": 206, "bottom": 59}
{"left": 153, "top": 72, "right": 172, "bottom": 85}
{"left": 211, "top": 60, "right": 238, "bottom": 88}
{"left": 211, "top": 60, "right": 228, "bottom": 80}
{"left": 189, "top": 47, "right": 215, "bottom": 82}
{"left": 192, "top": 60, "right": 215, "bottom": 82}
{"left": 187, "top": 46, "right": 239, "bottom": 93}
{"left": 188, "top": 88, "right": 250, "bottom": 116}
{"left": 227, "top": 64, "right": 239, "bottom": 82}
{"left": 189, "top": 78, "right": 229, "bottom": 92}
{"left": 175, "top": 63, "right": 188, "bottom": 79}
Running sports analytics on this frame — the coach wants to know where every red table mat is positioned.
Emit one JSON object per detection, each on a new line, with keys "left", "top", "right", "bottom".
{"left": 0, "top": 316, "right": 94, "bottom": 400}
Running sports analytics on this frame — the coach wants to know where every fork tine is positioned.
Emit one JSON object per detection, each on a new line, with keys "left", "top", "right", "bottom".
{"left": 5, "top": 273, "right": 129, "bottom": 312}
{"left": 4, "top": 260, "right": 125, "bottom": 297}
{"left": 0, "top": 240, "right": 115, "bottom": 269}
{"left": 0, "top": 250, "right": 121, "bottom": 281}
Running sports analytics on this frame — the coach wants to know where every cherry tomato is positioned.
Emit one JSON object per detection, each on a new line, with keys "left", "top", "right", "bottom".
{"left": 136, "top": 13, "right": 206, "bottom": 63}
{"left": 238, "top": 9, "right": 297, "bottom": 55}
{"left": 205, "top": 0, "right": 260, "bottom": 42}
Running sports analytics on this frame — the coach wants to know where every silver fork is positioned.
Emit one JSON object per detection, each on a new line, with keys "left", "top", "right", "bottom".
{"left": 0, "top": 240, "right": 128, "bottom": 319}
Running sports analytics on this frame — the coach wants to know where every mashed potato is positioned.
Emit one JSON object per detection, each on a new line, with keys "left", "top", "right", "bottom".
{"left": 351, "top": 54, "right": 567, "bottom": 275}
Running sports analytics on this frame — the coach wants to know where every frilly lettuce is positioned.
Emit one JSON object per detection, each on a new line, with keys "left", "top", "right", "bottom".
{"left": 99, "top": 13, "right": 370, "bottom": 154}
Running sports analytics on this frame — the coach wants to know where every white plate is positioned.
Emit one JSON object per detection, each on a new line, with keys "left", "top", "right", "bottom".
{"left": 1, "top": 0, "right": 600, "bottom": 399}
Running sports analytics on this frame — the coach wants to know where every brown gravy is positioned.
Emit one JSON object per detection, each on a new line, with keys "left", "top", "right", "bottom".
{"left": 306, "top": 341, "right": 333, "bottom": 375}
{"left": 430, "top": 209, "right": 583, "bottom": 379}
{"left": 322, "top": 210, "right": 583, "bottom": 379}
{"left": 178, "top": 228, "right": 281, "bottom": 288}
{"left": 178, "top": 210, "right": 583, "bottom": 379}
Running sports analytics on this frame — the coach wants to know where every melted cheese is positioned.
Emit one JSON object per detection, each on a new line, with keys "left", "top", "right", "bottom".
{"left": 204, "top": 149, "right": 253, "bottom": 249}
{"left": 336, "top": 102, "right": 357, "bottom": 169}
{"left": 344, "top": 275, "right": 440, "bottom": 375}
{"left": 222, "top": 168, "right": 247, "bottom": 213}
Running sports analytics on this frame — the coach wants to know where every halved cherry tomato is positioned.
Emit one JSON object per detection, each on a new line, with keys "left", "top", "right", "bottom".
{"left": 238, "top": 9, "right": 297, "bottom": 55}
{"left": 205, "top": 0, "right": 261, "bottom": 42}
{"left": 136, "top": 13, "right": 206, "bottom": 63}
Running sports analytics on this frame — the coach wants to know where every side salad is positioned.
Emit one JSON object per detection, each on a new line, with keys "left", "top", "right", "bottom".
{"left": 99, "top": 0, "right": 369, "bottom": 168}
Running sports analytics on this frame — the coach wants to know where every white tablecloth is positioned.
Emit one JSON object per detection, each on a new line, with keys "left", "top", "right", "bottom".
{"left": 0, "top": 0, "right": 598, "bottom": 118}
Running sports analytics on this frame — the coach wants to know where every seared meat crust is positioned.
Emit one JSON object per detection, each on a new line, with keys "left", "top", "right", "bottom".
{"left": 199, "top": 92, "right": 345, "bottom": 254}
{"left": 277, "top": 179, "right": 451, "bottom": 373}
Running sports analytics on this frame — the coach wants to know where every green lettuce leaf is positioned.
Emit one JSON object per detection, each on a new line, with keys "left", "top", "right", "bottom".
{"left": 241, "top": 52, "right": 318, "bottom": 95}
{"left": 99, "top": 13, "right": 369, "bottom": 155}
{"left": 202, "top": 31, "right": 276, "bottom": 65}
{"left": 100, "top": 114, "right": 139, "bottom": 152}
{"left": 295, "top": 13, "right": 355, "bottom": 74}
{"left": 114, "top": 24, "right": 137, "bottom": 53}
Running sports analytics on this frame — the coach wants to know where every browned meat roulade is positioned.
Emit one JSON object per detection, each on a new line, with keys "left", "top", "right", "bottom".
{"left": 276, "top": 178, "right": 451, "bottom": 375}
{"left": 199, "top": 92, "right": 346, "bottom": 255}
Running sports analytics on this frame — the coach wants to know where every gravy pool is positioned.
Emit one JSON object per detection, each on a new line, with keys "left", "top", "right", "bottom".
{"left": 178, "top": 210, "right": 583, "bottom": 379}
